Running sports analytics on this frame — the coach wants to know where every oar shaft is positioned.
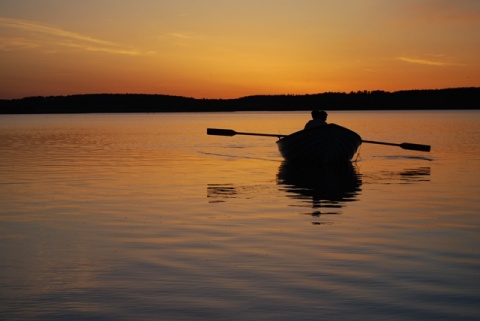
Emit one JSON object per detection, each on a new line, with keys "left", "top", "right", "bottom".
{"left": 236, "top": 131, "right": 285, "bottom": 138}
{"left": 207, "top": 128, "right": 285, "bottom": 138}
{"left": 363, "top": 140, "right": 431, "bottom": 152}
{"left": 362, "top": 140, "right": 399, "bottom": 147}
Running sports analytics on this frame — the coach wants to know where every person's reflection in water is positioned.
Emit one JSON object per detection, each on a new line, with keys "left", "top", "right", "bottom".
{"left": 277, "top": 161, "right": 362, "bottom": 223}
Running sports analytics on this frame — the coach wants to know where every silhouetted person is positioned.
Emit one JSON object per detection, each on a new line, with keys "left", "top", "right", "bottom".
{"left": 304, "top": 110, "right": 328, "bottom": 130}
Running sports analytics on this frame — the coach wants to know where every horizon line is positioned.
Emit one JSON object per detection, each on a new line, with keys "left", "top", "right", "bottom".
{"left": 2, "top": 86, "right": 479, "bottom": 101}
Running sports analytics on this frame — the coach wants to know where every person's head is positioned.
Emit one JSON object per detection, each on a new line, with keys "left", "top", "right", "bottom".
{"left": 311, "top": 110, "right": 328, "bottom": 121}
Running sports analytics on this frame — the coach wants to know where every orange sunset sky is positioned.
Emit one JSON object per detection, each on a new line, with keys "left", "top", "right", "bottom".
{"left": 1, "top": 0, "right": 479, "bottom": 99}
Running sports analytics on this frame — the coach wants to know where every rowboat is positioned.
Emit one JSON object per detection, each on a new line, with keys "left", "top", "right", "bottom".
{"left": 207, "top": 124, "right": 429, "bottom": 164}
{"left": 276, "top": 124, "right": 362, "bottom": 164}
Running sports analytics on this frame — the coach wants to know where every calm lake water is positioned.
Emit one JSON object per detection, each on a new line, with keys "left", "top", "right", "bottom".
{"left": 0, "top": 111, "right": 479, "bottom": 321}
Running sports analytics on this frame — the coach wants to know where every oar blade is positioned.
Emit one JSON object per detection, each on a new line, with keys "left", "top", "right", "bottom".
{"left": 399, "top": 142, "right": 431, "bottom": 152}
{"left": 207, "top": 128, "right": 237, "bottom": 136}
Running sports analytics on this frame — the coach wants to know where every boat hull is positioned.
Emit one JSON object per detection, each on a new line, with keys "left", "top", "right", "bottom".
{"left": 276, "top": 124, "right": 362, "bottom": 164}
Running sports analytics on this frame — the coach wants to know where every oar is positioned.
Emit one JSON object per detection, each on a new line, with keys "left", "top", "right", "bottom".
{"left": 207, "top": 128, "right": 286, "bottom": 138}
{"left": 207, "top": 128, "right": 431, "bottom": 152}
{"left": 362, "top": 140, "right": 431, "bottom": 152}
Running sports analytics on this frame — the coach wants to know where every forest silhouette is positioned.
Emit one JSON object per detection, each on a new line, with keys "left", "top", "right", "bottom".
{"left": 0, "top": 87, "right": 478, "bottom": 114}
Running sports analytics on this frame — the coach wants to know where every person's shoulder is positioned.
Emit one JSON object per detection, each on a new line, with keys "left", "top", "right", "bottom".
{"left": 304, "top": 119, "right": 315, "bottom": 128}
{"left": 305, "top": 119, "right": 326, "bottom": 129}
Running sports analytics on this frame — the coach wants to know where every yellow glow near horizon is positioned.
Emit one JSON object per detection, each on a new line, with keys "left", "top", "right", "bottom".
{"left": 1, "top": 1, "right": 479, "bottom": 99}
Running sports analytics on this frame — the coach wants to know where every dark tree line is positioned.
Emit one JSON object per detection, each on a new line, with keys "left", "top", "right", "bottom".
{"left": 0, "top": 87, "right": 478, "bottom": 114}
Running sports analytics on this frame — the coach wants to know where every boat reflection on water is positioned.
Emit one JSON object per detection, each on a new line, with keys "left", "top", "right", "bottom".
{"left": 277, "top": 161, "right": 362, "bottom": 221}
{"left": 207, "top": 162, "right": 431, "bottom": 224}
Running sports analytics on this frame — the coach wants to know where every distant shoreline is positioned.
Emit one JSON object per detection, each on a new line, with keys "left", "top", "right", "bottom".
{"left": 0, "top": 87, "right": 478, "bottom": 114}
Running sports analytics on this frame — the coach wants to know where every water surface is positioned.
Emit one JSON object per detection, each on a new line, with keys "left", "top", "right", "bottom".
{"left": 1, "top": 111, "right": 479, "bottom": 321}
